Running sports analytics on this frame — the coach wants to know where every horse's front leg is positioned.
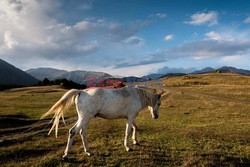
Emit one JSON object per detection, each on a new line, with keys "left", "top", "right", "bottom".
{"left": 79, "top": 118, "right": 93, "bottom": 156}
{"left": 132, "top": 121, "right": 139, "bottom": 145}
{"left": 124, "top": 117, "right": 134, "bottom": 151}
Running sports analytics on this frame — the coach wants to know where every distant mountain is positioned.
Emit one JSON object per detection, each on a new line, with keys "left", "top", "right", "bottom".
{"left": 26, "top": 68, "right": 67, "bottom": 80}
{"left": 26, "top": 68, "right": 113, "bottom": 85}
{"left": 216, "top": 66, "right": 250, "bottom": 75}
{"left": 147, "top": 66, "right": 250, "bottom": 80}
{"left": 192, "top": 66, "right": 250, "bottom": 75}
{"left": 159, "top": 73, "right": 186, "bottom": 78}
{"left": 0, "top": 59, "right": 38, "bottom": 87}
{"left": 122, "top": 76, "right": 147, "bottom": 82}
{"left": 143, "top": 66, "right": 196, "bottom": 80}
{"left": 143, "top": 73, "right": 164, "bottom": 80}
{"left": 192, "top": 67, "right": 215, "bottom": 74}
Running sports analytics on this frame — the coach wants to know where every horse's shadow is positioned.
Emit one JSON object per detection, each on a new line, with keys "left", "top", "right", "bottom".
{"left": 60, "top": 140, "right": 175, "bottom": 165}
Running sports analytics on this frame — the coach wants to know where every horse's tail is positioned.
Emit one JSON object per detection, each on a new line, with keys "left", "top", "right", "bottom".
{"left": 40, "top": 89, "right": 81, "bottom": 138}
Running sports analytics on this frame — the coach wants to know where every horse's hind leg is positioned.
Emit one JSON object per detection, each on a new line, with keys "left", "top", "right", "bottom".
{"left": 63, "top": 119, "right": 84, "bottom": 159}
{"left": 79, "top": 118, "right": 93, "bottom": 156}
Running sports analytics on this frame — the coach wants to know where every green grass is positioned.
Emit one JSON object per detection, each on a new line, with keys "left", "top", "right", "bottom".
{"left": 0, "top": 73, "right": 249, "bottom": 166}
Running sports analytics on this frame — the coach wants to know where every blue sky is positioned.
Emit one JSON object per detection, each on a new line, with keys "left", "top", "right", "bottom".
{"left": 0, "top": 0, "right": 250, "bottom": 76}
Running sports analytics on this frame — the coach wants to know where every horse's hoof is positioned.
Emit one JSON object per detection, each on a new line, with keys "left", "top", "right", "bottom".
{"left": 86, "top": 151, "right": 93, "bottom": 156}
{"left": 133, "top": 142, "right": 140, "bottom": 146}
{"left": 62, "top": 155, "right": 69, "bottom": 160}
{"left": 125, "top": 147, "right": 132, "bottom": 151}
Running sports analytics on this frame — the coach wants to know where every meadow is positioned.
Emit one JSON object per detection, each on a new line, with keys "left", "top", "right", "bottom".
{"left": 0, "top": 73, "right": 249, "bottom": 166}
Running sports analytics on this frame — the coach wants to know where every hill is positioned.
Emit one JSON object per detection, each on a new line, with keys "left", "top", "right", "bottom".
{"left": 26, "top": 68, "right": 113, "bottom": 85}
{"left": 0, "top": 58, "right": 38, "bottom": 87}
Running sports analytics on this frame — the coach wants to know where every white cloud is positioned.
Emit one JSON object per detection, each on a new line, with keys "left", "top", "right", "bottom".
{"left": 163, "top": 34, "right": 174, "bottom": 41}
{"left": 204, "top": 30, "right": 247, "bottom": 42}
{"left": 0, "top": 0, "right": 172, "bottom": 77}
{"left": 122, "top": 36, "right": 144, "bottom": 46}
{"left": 0, "top": 0, "right": 158, "bottom": 68}
{"left": 3, "top": 31, "right": 18, "bottom": 49}
{"left": 205, "top": 31, "right": 222, "bottom": 41}
{"left": 184, "top": 11, "right": 218, "bottom": 26}
{"left": 156, "top": 13, "right": 167, "bottom": 18}
{"left": 100, "top": 63, "right": 161, "bottom": 77}
{"left": 243, "top": 16, "right": 250, "bottom": 23}
{"left": 76, "top": 41, "right": 98, "bottom": 52}
{"left": 151, "top": 32, "right": 250, "bottom": 61}
{"left": 149, "top": 13, "right": 167, "bottom": 19}
{"left": 218, "top": 55, "right": 250, "bottom": 68}
{"left": 220, "top": 55, "right": 242, "bottom": 63}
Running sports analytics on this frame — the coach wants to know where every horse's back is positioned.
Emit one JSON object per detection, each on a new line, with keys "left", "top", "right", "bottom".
{"left": 78, "top": 87, "right": 141, "bottom": 119}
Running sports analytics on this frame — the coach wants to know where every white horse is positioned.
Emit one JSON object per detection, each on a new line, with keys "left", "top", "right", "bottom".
{"left": 41, "top": 87, "right": 162, "bottom": 159}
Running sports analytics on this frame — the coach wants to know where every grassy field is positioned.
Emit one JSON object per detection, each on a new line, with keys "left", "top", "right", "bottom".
{"left": 0, "top": 73, "right": 249, "bottom": 166}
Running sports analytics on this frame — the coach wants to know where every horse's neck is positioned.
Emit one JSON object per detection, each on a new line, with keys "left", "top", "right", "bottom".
{"left": 137, "top": 89, "right": 153, "bottom": 109}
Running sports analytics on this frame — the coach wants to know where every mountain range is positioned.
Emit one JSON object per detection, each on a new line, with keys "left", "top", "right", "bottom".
{"left": 26, "top": 68, "right": 113, "bottom": 85}
{"left": 0, "top": 58, "right": 249, "bottom": 88}
{"left": 192, "top": 66, "right": 250, "bottom": 75}
{"left": 146, "top": 66, "right": 250, "bottom": 79}
{"left": 0, "top": 58, "right": 38, "bottom": 86}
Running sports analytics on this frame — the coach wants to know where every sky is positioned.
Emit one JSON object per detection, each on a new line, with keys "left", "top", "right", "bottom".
{"left": 0, "top": 0, "right": 250, "bottom": 76}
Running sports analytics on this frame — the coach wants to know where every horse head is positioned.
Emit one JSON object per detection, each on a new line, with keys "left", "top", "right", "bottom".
{"left": 148, "top": 90, "right": 164, "bottom": 119}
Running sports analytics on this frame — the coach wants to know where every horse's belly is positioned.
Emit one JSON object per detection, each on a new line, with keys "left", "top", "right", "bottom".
{"left": 95, "top": 110, "right": 127, "bottom": 119}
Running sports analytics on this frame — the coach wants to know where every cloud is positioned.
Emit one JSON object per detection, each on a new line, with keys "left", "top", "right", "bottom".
{"left": 3, "top": 31, "right": 18, "bottom": 49}
{"left": 114, "top": 49, "right": 166, "bottom": 68}
{"left": 157, "top": 66, "right": 196, "bottom": 74}
{"left": 218, "top": 55, "right": 250, "bottom": 68}
{"left": 76, "top": 40, "right": 98, "bottom": 53}
{"left": 243, "top": 16, "right": 250, "bottom": 23}
{"left": 155, "top": 13, "right": 167, "bottom": 18}
{"left": 149, "top": 29, "right": 250, "bottom": 62}
{"left": 0, "top": 0, "right": 160, "bottom": 67}
{"left": 167, "top": 40, "right": 250, "bottom": 60}
{"left": 149, "top": 13, "right": 167, "bottom": 19}
{"left": 205, "top": 31, "right": 222, "bottom": 41}
{"left": 122, "top": 36, "right": 144, "bottom": 46}
{"left": 115, "top": 59, "right": 162, "bottom": 68}
{"left": 205, "top": 31, "right": 234, "bottom": 41}
{"left": 78, "top": 0, "right": 93, "bottom": 10}
{"left": 163, "top": 34, "right": 174, "bottom": 41}
{"left": 100, "top": 63, "right": 161, "bottom": 77}
{"left": 219, "top": 55, "right": 243, "bottom": 63}
{"left": 114, "top": 30, "right": 250, "bottom": 68}
{"left": 184, "top": 11, "right": 218, "bottom": 26}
